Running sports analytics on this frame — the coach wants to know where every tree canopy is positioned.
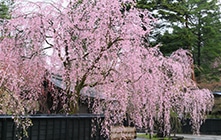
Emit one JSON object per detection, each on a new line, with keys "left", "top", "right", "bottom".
{"left": 138, "top": 0, "right": 221, "bottom": 81}
{"left": 0, "top": 0, "right": 214, "bottom": 137}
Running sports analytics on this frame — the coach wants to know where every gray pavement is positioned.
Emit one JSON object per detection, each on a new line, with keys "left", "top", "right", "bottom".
{"left": 176, "top": 134, "right": 221, "bottom": 140}
{"left": 135, "top": 138, "right": 147, "bottom": 140}
{"left": 135, "top": 134, "right": 221, "bottom": 140}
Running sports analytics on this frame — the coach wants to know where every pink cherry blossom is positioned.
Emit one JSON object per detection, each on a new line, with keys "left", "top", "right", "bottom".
{"left": 0, "top": 0, "right": 214, "bottom": 137}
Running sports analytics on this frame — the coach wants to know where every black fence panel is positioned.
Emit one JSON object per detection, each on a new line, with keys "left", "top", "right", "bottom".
{"left": 181, "top": 119, "right": 221, "bottom": 135}
{"left": 200, "top": 119, "right": 221, "bottom": 135}
{"left": 0, "top": 114, "right": 105, "bottom": 140}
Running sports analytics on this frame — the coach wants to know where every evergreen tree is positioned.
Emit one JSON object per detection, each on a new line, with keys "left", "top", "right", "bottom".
{"left": 0, "top": 0, "right": 11, "bottom": 20}
{"left": 137, "top": 0, "right": 221, "bottom": 81}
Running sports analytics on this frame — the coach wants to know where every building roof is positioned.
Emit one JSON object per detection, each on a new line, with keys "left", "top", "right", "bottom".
{"left": 48, "top": 74, "right": 107, "bottom": 100}
{"left": 213, "top": 91, "right": 221, "bottom": 96}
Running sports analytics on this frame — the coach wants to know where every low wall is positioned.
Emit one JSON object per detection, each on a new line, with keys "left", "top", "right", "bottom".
{"left": 0, "top": 114, "right": 105, "bottom": 140}
{"left": 181, "top": 119, "right": 221, "bottom": 135}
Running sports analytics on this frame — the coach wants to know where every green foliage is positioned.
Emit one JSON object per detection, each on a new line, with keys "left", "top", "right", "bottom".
{"left": 170, "top": 111, "right": 182, "bottom": 134}
{"left": 159, "top": 27, "right": 196, "bottom": 56}
{"left": 208, "top": 96, "right": 221, "bottom": 118}
{"left": 0, "top": 1, "right": 10, "bottom": 19}
{"left": 137, "top": 0, "right": 221, "bottom": 82}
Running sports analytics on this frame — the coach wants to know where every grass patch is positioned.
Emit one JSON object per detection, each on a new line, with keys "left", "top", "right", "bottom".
{"left": 137, "top": 133, "right": 171, "bottom": 140}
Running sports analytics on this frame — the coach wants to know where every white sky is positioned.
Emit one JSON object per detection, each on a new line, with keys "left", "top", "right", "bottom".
{"left": 15, "top": 0, "right": 69, "bottom": 9}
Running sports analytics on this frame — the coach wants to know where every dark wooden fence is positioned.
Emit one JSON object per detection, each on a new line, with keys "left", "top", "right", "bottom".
{"left": 181, "top": 119, "right": 221, "bottom": 135}
{"left": 0, "top": 114, "right": 105, "bottom": 140}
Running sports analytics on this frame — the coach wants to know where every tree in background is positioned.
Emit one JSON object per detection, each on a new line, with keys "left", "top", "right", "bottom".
{"left": 0, "top": 0, "right": 14, "bottom": 19}
{"left": 0, "top": 2, "right": 9, "bottom": 19}
{"left": 0, "top": 0, "right": 214, "bottom": 137}
{"left": 137, "top": 0, "right": 221, "bottom": 82}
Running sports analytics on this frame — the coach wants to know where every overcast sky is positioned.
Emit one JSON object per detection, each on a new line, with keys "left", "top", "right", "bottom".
{"left": 19, "top": 0, "right": 69, "bottom": 8}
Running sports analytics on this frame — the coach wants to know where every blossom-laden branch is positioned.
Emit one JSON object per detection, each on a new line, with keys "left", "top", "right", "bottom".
{"left": 0, "top": 0, "right": 214, "bottom": 138}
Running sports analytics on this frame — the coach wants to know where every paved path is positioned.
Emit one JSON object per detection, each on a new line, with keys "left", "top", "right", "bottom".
{"left": 135, "top": 138, "right": 146, "bottom": 140}
{"left": 135, "top": 134, "right": 221, "bottom": 140}
{"left": 176, "top": 134, "right": 221, "bottom": 140}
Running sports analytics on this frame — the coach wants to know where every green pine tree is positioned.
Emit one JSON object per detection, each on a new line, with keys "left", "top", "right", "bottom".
{"left": 137, "top": 0, "right": 221, "bottom": 82}
{"left": 0, "top": 1, "right": 10, "bottom": 20}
